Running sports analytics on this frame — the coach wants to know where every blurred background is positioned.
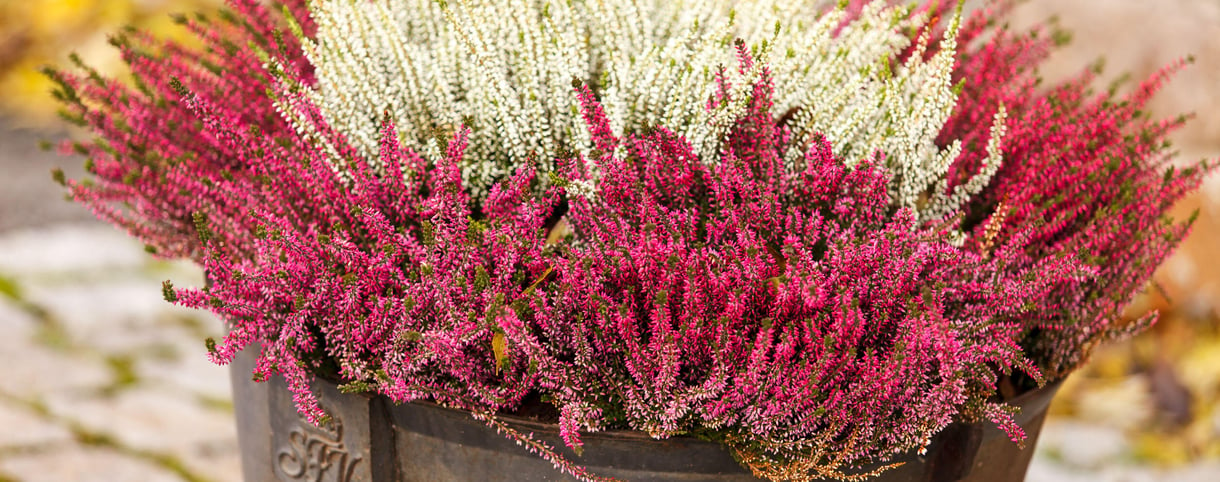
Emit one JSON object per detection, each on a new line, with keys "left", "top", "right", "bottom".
{"left": 0, "top": 1, "right": 1217, "bottom": 481}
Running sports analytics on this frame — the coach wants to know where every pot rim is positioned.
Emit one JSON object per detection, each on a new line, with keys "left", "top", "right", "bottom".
{"left": 366, "top": 378, "right": 1065, "bottom": 444}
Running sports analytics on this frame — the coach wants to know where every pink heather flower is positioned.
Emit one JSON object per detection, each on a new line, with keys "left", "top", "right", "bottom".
{"left": 46, "top": 1, "right": 1212, "bottom": 480}
{"left": 930, "top": 1, "right": 1213, "bottom": 379}
{"left": 47, "top": 0, "right": 315, "bottom": 261}
{"left": 508, "top": 53, "right": 1080, "bottom": 479}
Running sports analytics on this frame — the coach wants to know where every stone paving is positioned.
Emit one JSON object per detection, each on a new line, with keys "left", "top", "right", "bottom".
{"left": 0, "top": 222, "right": 240, "bottom": 482}
{"left": 0, "top": 121, "right": 240, "bottom": 481}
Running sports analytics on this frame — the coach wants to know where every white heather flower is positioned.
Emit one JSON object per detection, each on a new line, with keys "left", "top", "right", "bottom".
{"left": 293, "top": 0, "right": 1004, "bottom": 221}
{"left": 924, "top": 105, "right": 1008, "bottom": 223}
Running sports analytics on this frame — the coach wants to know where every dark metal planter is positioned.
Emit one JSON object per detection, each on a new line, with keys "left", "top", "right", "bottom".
{"left": 230, "top": 345, "right": 1060, "bottom": 482}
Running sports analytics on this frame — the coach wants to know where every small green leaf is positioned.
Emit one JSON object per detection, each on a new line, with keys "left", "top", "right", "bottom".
{"left": 161, "top": 280, "right": 177, "bottom": 303}
{"left": 421, "top": 221, "right": 436, "bottom": 246}
{"left": 473, "top": 265, "right": 489, "bottom": 292}
{"left": 192, "top": 211, "right": 213, "bottom": 243}
{"left": 338, "top": 380, "right": 372, "bottom": 394}
{"left": 400, "top": 330, "right": 422, "bottom": 342}
{"left": 168, "top": 76, "right": 188, "bottom": 97}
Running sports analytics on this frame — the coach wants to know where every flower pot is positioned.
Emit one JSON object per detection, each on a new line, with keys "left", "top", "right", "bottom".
{"left": 230, "top": 345, "right": 1060, "bottom": 482}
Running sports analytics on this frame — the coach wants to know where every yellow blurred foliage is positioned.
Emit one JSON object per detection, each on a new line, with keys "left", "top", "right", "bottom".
{"left": 0, "top": 0, "right": 218, "bottom": 126}
{"left": 1179, "top": 336, "right": 1220, "bottom": 401}
{"left": 1048, "top": 318, "right": 1220, "bottom": 466}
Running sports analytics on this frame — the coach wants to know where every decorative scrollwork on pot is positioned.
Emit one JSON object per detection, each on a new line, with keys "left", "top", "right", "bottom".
{"left": 275, "top": 415, "right": 362, "bottom": 482}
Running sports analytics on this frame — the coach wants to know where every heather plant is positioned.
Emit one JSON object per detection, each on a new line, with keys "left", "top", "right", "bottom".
{"left": 508, "top": 51, "right": 1084, "bottom": 480}
{"left": 297, "top": 0, "right": 1004, "bottom": 220}
{"left": 46, "top": 0, "right": 592, "bottom": 474}
{"left": 46, "top": 0, "right": 315, "bottom": 261}
{"left": 174, "top": 109, "right": 557, "bottom": 430}
{"left": 925, "top": 1, "right": 1213, "bottom": 381}
{"left": 176, "top": 41, "right": 1071, "bottom": 480}
{"left": 43, "top": 0, "right": 1214, "bottom": 481}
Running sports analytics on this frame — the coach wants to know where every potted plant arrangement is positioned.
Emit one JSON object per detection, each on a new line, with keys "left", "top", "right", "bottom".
{"left": 45, "top": 0, "right": 1211, "bottom": 480}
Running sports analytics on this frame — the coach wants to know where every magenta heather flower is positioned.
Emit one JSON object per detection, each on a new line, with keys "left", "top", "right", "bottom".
{"left": 931, "top": 1, "right": 1214, "bottom": 379}
{"left": 47, "top": 0, "right": 315, "bottom": 261}
{"left": 44, "top": 1, "right": 1213, "bottom": 481}
{"left": 174, "top": 111, "right": 556, "bottom": 422}
{"left": 505, "top": 50, "right": 1080, "bottom": 480}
